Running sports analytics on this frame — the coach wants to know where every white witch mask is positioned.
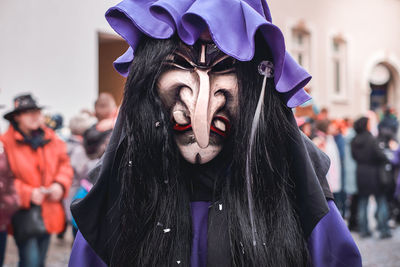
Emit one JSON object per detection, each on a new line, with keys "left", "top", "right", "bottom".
{"left": 157, "top": 41, "right": 239, "bottom": 164}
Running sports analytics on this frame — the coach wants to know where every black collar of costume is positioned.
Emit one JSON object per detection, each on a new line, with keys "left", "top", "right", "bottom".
{"left": 181, "top": 149, "right": 233, "bottom": 202}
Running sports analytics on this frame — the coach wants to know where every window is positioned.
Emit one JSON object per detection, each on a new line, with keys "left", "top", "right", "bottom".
{"left": 331, "top": 35, "right": 347, "bottom": 98}
{"left": 291, "top": 21, "right": 311, "bottom": 71}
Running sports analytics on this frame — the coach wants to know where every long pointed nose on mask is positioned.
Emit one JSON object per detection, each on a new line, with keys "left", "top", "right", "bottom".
{"left": 157, "top": 41, "right": 239, "bottom": 164}
{"left": 192, "top": 70, "right": 211, "bottom": 149}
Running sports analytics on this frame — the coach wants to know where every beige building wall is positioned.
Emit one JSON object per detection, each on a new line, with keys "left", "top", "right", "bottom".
{"left": 0, "top": 0, "right": 121, "bottom": 131}
{"left": 269, "top": 0, "right": 400, "bottom": 118}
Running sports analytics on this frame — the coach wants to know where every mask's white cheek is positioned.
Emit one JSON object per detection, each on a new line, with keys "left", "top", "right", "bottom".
{"left": 157, "top": 70, "right": 197, "bottom": 109}
{"left": 210, "top": 74, "right": 239, "bottom": 118}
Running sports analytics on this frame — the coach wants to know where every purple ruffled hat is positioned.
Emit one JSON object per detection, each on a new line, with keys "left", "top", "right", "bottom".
{"left": 105, "top": 0, "right": 312, "bottom": 108}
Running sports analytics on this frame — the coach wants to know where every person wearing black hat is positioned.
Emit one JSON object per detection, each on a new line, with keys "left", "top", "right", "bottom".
{"left": 3, "top": 94, "right": 45, "bottom": 141}
{"left": 1, "top": 94, "right": 73, "bottom": 267}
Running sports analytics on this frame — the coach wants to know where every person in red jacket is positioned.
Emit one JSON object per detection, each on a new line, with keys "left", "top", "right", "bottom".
{"left": 0, "top": 139, "right": 19, "bottom": 266}
{"left": 1, "top": 94, "right": 73, "bottom": 267}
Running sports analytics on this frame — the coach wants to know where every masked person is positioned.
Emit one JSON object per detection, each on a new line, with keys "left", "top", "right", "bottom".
{"left": 1, "top": 94, "right": 73, "bottom": 267}
{"left": 69, "top": 1, "right": 362, "bottom": 266}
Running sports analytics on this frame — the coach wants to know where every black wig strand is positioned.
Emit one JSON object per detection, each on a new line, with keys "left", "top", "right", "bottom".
{"left": 225, "top": 35, "right": 310, "bottom": 266}
{"left": 110, "top": 36, "right": 192, "bottom": 266}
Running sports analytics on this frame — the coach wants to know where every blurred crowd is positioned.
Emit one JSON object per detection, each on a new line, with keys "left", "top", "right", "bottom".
{"left": 0, "top": 93, "right": 117, "bottom": 267}
{"left": 295, "top": 104, "right": 400, "bottom": 240}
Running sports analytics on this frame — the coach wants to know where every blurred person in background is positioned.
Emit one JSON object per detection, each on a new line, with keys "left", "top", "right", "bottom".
{"left": 343, "top": 118, "right": 359, "bottom": 231}
{"left": 44, "top": 113, "right": 69, "bottom": 240}
{"left": 316, "top": 107, "right": 329, "bottom": 122}
{"left": 331, "top": 120, "right": 347, "bottom": 217}
{"left": 0, "top": 137, "right": 20, "bottom": 266}
{"left": 378, "top": 106, "right": 398, "bottom": 142}
{"left": 66, "top": 113, "right": 97, "bottom": 186}
{"left": 351, "top": 116, "right": 391, "bottom": 238}
{"left": 377, "top": 107, "right": 398, "bottom": 221}
{"left": 314, "top": 120, "right": 343, "bottom": 212}
{"left": 44, "top": 114, "right": 63, "bottom": 133}
{"left": 0, "top": 94, "right": 73, "bottom": 267}
{"left": 298, "top": 117, "right": 316, "bottom": 139}
{"left": 389, "top": 141, "right": 400, "bottom": 224}
{"left": 67, "top": 112, "right": 97, "bottom": 156}
{"left": 70, "top": 121, "right": 113, "bottom": 237}
{"left": 313, "top": 108, "right": 330, "bottom": 150}
{"left": 68, "top": 94, "right": 115, "bottom": 237}
{"left": 63, "top": 112, "right": 96, "bottom": 240}
{"left": 83, "top": 124, "right": 113, "bottom": 161}
{"left": 44, "top": 113, "right": 70, "bottom": 141}
{"left": 94, "top": 93, "right": 118, "bottom": 132}
{"left": 312, "top": 119, "right": 328, "bottom": 151}
{"left": 366, "top": 110, "right": 379, "bottom": 137}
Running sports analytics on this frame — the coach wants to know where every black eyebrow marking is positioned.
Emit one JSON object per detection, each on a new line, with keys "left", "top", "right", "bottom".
{"left": 163, "top": 52, "right": 195, "bottom": 70}
{"left": 210, "top": 56, "right": 237, "bottom": 74}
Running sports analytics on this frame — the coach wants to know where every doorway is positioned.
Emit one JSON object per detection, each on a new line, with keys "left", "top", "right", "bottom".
{"left": 369, "top": 63, "right": 399, "bottom": 112}
{"left": 370, "top": 83, "right": 388, "bottom": 111}
{"left": 98, "top": 32, "right": 129, "bottom": 105}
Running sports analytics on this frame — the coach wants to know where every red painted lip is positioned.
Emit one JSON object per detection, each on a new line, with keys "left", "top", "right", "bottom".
{"left": 173, "top": 116, "right": 231, "bottom": 138}
{"left": 173, "top": 123, "right": 192, "bottom": 131}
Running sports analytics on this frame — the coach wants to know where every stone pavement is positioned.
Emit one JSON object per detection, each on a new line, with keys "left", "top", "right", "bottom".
{"left": 353, "top": 225, "right": 400, "bottom": 267}
{"left": 3, "top": 225, "right": 400, "bottom": 266}
{"left": 3, "top": 228, "right": 73, "bottom": 267}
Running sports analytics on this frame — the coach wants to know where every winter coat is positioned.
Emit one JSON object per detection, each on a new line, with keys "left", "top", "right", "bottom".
{"left": 343, "top": 129, "right": 357, "bottom": 195}
{"left": 390, "top": 147, "right": 400, "bottom": 199}
{"left": 325, "top": 135, "right": 342, "bottom": 193}
{"left": 0, "top": 141, "right": 19, "bottom": 231}
{"left": 378, "top": 115, "right": 398, "bottom": 140}
{"left": 334, "top": 134, "right": 346, "bottom": 192}
{"left": 0, "top": 126, "right": 73, "bottom": 233}
{"left": 65, "top": 135, "right": 90, "bottom": 222}
{"left": 351, "top": 131, "right": 388, "bottom": 196}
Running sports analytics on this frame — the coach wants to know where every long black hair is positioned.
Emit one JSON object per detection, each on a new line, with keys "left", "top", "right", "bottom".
{"left": 110, "top": 36, "right": 191, "bottom": 266}
{"left": 225, "top": 35, "right": 310, "bottom": 266}
{"left": 111, "top": 34, "right": 309, "bottom": 266}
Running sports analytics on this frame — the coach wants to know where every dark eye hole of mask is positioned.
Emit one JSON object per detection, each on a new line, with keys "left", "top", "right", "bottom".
{"left": 210, "top": 57, "right": 237, "bottom": 74}
{"left": 163, "top": 52, "right": 236, "bottom": 74}
{"left": 164, "top": 53, "right": 194, "bottom": 70}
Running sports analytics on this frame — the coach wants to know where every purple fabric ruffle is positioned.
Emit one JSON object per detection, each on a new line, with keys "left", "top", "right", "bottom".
{"left": 105, "top": 0, "right": 312, "bottom": 108}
